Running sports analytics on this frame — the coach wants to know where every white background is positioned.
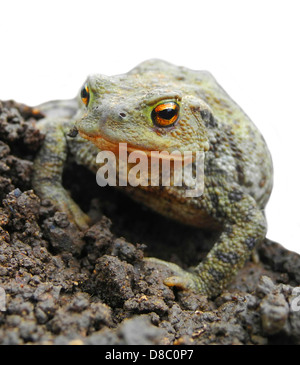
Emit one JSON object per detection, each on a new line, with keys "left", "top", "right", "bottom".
{"left": 1, "top": 0, "right": 299, "bottom": 253}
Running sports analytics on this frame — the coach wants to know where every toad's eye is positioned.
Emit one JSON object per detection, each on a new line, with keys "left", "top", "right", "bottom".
{"left": 81, "top": 84, "right": 90, "bottom": 107}
{"left": 151, "top": 102, "right": 179, "bottom": 127}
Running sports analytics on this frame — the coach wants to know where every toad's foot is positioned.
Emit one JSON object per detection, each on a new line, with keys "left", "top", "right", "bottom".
{"left": 145, "top": 257, "right": 208, "bottom": 295}
{"left": 34, "top": 182, "right": 91, "bottom": 231}
{"left": 55, "top": 193, "right": 92, "bottom": 231}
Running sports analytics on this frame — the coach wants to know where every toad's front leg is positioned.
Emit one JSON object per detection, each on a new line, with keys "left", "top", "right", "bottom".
{"left": 32, "top": 119, "right": 91, "bottom": 230}
{"left": 150, "top": 182, "right": 267, "bottom": 298}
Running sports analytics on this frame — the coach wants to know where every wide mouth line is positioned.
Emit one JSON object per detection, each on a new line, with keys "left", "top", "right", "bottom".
{"left": 78, "top": 131, "right": 194, "bottom": 163}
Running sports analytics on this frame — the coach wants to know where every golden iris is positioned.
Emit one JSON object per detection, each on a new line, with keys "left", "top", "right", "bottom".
{"left": 151, "top": 102, "right": 179, "bottom": 127}
{"left": 81, "top": 84, "right": 90, "bottom": 107}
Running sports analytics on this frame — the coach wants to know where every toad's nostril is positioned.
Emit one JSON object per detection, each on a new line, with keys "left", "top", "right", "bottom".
{"left": 119, "top": 112, "right": 127, "bottom": 118}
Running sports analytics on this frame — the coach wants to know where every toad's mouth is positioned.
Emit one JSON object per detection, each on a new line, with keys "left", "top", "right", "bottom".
{"left": 78, "top": 131, "right": 194, "bottom": 164}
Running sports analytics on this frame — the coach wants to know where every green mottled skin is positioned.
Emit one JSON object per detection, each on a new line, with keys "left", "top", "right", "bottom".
{"left": 33, "top": 60, "right": 273, "bottom": 297}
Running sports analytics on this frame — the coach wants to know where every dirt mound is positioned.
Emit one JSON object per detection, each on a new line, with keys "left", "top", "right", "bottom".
{"left": 1, "top": 100, "right": 300, "bottom": 345}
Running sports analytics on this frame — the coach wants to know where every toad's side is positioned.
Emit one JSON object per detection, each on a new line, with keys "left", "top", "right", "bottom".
{"left": 32, "top": 60, "right": 273, "bottom": 297}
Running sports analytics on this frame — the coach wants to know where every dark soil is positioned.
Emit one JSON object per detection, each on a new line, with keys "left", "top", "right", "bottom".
{"left": 1, "top": 99, "right": 300, "bottom": 345}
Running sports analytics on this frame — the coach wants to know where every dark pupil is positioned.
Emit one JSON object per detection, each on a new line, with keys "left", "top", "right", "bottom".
{"left": 158, "top": 108, "right": 176, "bottom": 120}
{"left": 81, "top": 87, "right": 88, "bottom": 98}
